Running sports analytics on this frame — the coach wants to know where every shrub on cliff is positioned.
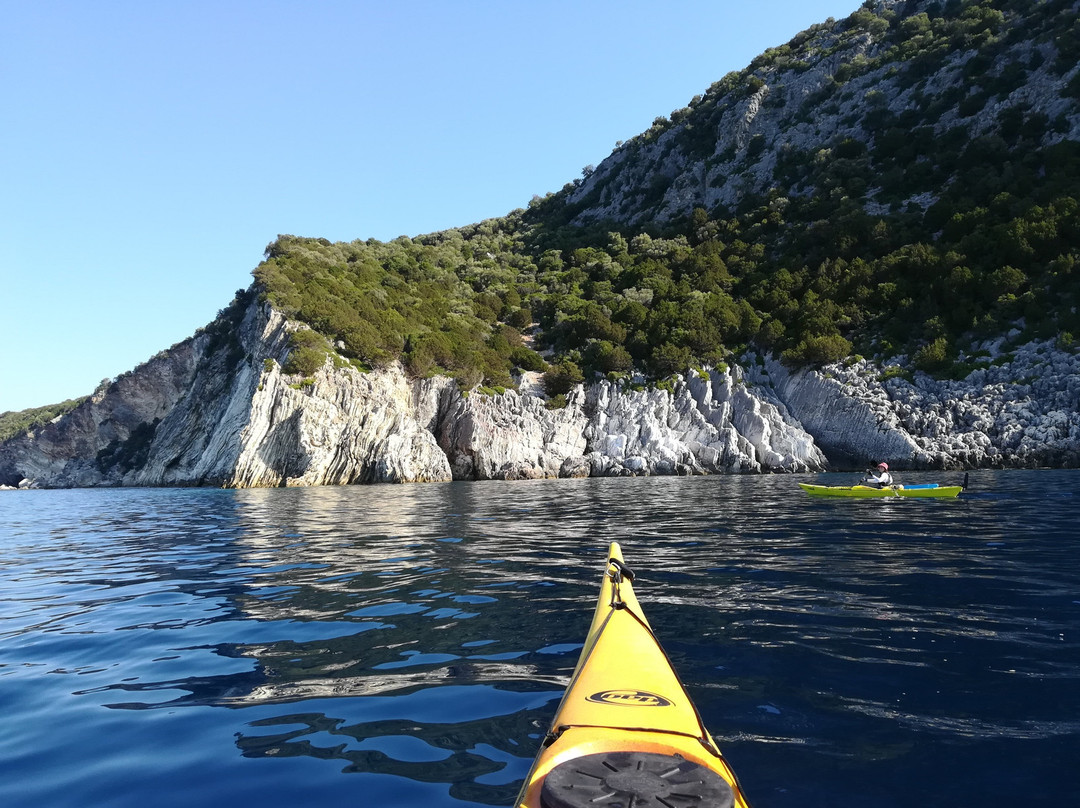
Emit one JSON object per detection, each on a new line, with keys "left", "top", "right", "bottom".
{"left": 509, "top": 346, "right": 547, "bottom": 372}
{"left": 282, "top": 329, "right": 330, "bottom": 376}
{"left": 781, "top": 335, "right": 853, "bottom": 368}
{"left": 542, "top": 360, "right": 585, "bottom": 397}
{"left": 913, "top": 337, "right": 951, "bottom": 372}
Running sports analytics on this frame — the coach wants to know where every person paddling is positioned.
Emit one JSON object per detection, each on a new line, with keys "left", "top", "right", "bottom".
{"left": 862, "top": 462, "right": 893, "bottom": 488}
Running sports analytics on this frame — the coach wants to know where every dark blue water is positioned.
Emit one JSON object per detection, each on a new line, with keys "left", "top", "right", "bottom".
{"left": 1, "top": 470, "right": 1078, "bottom": 808}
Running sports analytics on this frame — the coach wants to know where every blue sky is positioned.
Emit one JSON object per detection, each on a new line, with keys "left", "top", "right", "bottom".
{"left": 2, "top": 0, "right": 860, "bottom": 413}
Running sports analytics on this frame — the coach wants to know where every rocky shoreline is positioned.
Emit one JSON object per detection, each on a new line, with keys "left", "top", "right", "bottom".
{"left": 1, "top": 301, "right": 1077, "bottom": 490}
{"left": 759, "top": 336, "right": 1080, "bottom": 470}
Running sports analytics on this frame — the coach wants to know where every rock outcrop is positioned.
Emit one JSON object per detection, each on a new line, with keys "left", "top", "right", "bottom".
{"left": 0, "top": 339, "right": 206, "bottom": 488}
{"left": 581, "top": 368, "right": 824, "bottom": 476}
{"left": 437, "top": 386, "right": 589, "bottom": 480}
{"left": 564, "top": 0, "right": 1080, "bottom": 229}
{"left": 0, "top": 302, "right": 454, "bottom": 488}
{"left": 3, "top": 298, "right": 1077, "bottom": 489}
{"left": 0, "top": 300, "right": 830, "bottom": 488}
{"left": 758, "top": 338, "right": 1080, "bottom": 469}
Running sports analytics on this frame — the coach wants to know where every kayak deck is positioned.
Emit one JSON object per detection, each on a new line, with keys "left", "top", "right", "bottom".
{"left": 516, "top": 542, "right": 748, "bottom": 808}
{"left": 799, "top": 482, "right": 963, "bottom": 498}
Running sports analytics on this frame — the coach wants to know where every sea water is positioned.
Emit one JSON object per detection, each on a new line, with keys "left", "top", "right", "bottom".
{"left": 1, "top": 470, "right": 1078, "bottom": 807}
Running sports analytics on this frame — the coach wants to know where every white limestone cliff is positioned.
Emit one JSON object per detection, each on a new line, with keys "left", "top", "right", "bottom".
{"left": 436, "top": 386, "right": 589, "bottom": 480}
{"left": 581, "top": 366, "right": 824, "bottom": 476}
{"left": 758, "top": 339, "right": 1080, "bottom": 469}
{"left": 0, "top": 300, "right": 827, "bottom": 488}
{"left": 3, "top": 300, "right": 1077, "bottom": 490}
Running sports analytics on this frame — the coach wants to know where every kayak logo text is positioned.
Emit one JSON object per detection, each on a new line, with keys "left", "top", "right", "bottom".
{"left": 586, "top": 689, "right": 673, "bottom": 707}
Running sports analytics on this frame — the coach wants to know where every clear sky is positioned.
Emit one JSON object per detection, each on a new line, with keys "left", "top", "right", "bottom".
{"left": 2, "top": 0, "right": 860, "bottom": 414}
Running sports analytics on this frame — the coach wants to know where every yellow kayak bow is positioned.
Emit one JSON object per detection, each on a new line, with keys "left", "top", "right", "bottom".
{"left": 516, "top": 542, "right": 749, "bottom": 808}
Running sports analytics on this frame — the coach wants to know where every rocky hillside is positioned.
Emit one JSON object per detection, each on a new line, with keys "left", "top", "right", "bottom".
{"left": 2, "top": 289, "right": 1075, "bottom": 489}
{"left": 3, "top": 0, "right": 1079, "bottom": 488}
{"left": 563, "top": 0, "right": 1080, "bottom": 226}
{"left": 0, "top": 296, "right": 828, "bottom": 488}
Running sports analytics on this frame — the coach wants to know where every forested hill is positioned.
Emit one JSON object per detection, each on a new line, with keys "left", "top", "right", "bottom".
{"left": 255, "top": 0, "right": 1080, "bottom": 399}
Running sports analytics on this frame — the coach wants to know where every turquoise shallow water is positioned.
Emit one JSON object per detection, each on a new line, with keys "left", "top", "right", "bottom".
{"left": 1, "top": 470, "right": 1078, "bottom": 807}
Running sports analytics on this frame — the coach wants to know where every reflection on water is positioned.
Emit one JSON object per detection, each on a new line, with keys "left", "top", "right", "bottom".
{"left": 233, "top": 685, "right": 547, "bottom": 806}
{"left": 2, "top": 471, "right": 1079, "bottom": 807}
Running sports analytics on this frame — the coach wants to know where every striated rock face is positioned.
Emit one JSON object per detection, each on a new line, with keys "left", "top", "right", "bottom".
{"left": 0, "top": 341, "right": 205, "bottom": 488}
{"left": 0, "top": 303, "right": 456, "bottom": 488}
{"left": 0, "top": 300, "right": 828, "bottom": 488}
{"left": 761, "top": 359, "right": 929, "bottom": 469}
{"left": 224, "top": 331, "right": 454, "bottom": 487}
{"left": 3, "top": 300, "right": 1076, "bottom": 489}
{"left": 437, "top": 386, "right": 589, "bottom": 480}
{"left": 759, "top": 339, "right": 1080, "bottom": 469}
{"left": 582, "top": 367, "right": 824, "bottom": 476}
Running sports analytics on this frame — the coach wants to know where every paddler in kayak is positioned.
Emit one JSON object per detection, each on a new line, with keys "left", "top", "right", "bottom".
{"left": 861, "top": 462, "right": 894, "bottom": 488}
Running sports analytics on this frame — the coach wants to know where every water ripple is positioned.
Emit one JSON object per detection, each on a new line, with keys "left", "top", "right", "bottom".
{"left": 2, "top": 471, "right": 1079, "bottom": 807}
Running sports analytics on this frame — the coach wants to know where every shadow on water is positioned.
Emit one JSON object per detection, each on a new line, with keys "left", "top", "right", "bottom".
{"left": 3, "top": 470, "right": 1080, "bottom": 807}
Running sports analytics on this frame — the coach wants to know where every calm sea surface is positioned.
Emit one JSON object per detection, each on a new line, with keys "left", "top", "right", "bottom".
{"left": 2, "top": 470, "right": 1078, "bottom": 808}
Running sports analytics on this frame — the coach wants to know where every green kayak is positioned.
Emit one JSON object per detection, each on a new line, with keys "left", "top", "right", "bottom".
{"left": 799, "top": 483, "right": 963, "bottom": 498}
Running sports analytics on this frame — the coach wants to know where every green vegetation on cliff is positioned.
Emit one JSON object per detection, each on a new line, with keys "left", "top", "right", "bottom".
{"left": 256, "top": 224, "right": 547, "bottom": 390}
{"left": 0, "top": 398, "right": 86, "bottom": 443}
{"left": 254, "top": 0, "right": 1080, "bottom": 389}
{"left": 256, "top": 137, "right": 1079, "bottom": 387}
